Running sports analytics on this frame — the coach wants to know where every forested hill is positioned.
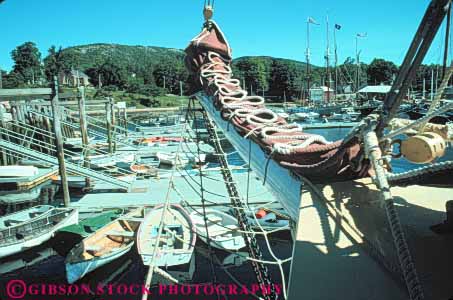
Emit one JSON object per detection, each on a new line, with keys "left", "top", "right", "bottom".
{"left": 62, "top": 44, "right": 325, "bottom": 95}
{"left": 62, "top": 44, "right": 185, "bottom": 71}
{"left": 54, "top": 43, "right": 325, "bottom": 98}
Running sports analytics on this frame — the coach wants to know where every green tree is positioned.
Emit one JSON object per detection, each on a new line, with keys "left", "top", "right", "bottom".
{"left": 153, "top": 57, "right": 188, "bottom": 94}
{"left": 11, "top": 42, "right": 42, "bottom": 85}
{"left": 86, "top": 60, "right": 127, "bottom": 88}
{"left": 2, "top": 71, "right": 25, "bottom": 88}
{"left": 269, "top": 60, "right": 303, "bottom": 99}
{"left": 234, "top": 57, "right": 271, "bottom": 94}
{"left": 367, "top": 58, "right": 397, "bottom": 85}
{"left": 43, "top": 46, "right": 78, "bottom": 81}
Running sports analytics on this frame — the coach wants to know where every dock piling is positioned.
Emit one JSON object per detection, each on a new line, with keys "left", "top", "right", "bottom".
{"left": 78, "top": 86, "right": 91, "bottom": 188}
{"left": 106, "top": 98, "right": 113, "bottom": 154}
{"left": 51, "top": 76, "right": 70, "bottom": 206}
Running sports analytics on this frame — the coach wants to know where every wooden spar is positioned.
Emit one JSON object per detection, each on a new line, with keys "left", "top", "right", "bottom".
{"left": 105, "top": 99, "right": 113, "bottom": 154}
{"left": 0, "top": 88, "right": 52, "bottom": 97}
{"left": 376, "top": 0, "right": 450, "bottom": 135}
{"left": 443, "top": 1, "right": 452, "bottom": 78}
{"left": 78, "top": 86, "right": 91, "bottom": 188}
{"left": 51, "top": 76, "right": 70, "bottom": 207}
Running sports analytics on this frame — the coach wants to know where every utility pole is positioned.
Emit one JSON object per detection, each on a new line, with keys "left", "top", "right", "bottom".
{"left": 0, "top": 67, "right": 3, "bottom": 89}
{"left": 163, "top": 76, "right": 166, "bottom": 90}
{"left": 179, "top": 81, "right": 183, "bottom": 97}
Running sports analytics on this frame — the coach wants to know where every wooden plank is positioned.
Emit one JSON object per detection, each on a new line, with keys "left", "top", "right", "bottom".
{"left": 288, "top": 178, "right": 407, "bottom": 300}
{"left": 0, "top": 88, "right": 52, "bottom": 97}
{"left": 4, "top": 92, "right": 77, "bottom": 101}
{"left": 23, "top": 100, "right": 109, "bottom": 107}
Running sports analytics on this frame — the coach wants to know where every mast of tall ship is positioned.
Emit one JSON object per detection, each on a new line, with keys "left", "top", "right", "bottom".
{"left": 334, "top": 24, "right": 339, "bottom": 100}
{"left": 306, "top": 17, "right": 319, "bottom": 102}
{"left": 325, "top": 15, "right": 331, "bottom": 103}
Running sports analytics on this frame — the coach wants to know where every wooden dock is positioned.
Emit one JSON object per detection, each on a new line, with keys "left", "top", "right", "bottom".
{"left": 0, "top": 167, "right": 58, "bottom": 190}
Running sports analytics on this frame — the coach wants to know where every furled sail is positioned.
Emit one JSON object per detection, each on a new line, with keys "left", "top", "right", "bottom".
{"left": 185, "top": 21, "right": 369, "bottom": 183}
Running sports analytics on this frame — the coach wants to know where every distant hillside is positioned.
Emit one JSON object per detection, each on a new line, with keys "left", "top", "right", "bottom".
{"left": 233, "top": 56, "right": 312, "bottom": 69}
{"left": 50, "top": 43, "right": 336, "bottom": 100}
{"left": 60, "top": 43, "right": 185, "bottom": 70}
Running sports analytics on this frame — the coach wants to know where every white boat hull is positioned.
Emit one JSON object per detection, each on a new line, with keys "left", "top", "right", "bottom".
{"left": 0, "top": 210, "right": 78, "bottom": 259}
{"left": 141, "top": 251, "right": 193, "bottom": 267}
{"left": 190, "top": 209, "right": 245, "bottom": 251}
{"left": 65, "top": 243, "right": 134, "bottom": 284}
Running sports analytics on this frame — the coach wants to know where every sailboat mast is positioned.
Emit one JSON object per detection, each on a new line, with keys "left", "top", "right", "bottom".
{"left": 355, "top": 36, "right": 359, "bottom": 93}
{"left": 306, "top": 20, "right": 311, "bottom": 101}
{"left": 334, "top": 25, "right": 338, "bottom": 100}
{"left": 326, "top": 15, "right": 331, "bottom": 103}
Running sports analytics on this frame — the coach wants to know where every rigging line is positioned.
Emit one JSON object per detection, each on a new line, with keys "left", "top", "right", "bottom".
{"left": 176, "top": 167, "right": 231, "bottom": 199}
{"left": 199, "top": 106, "right": 279, "bottom": 300}
{"left": 142, "top": 117, "right": 190, "bottom": 300}
{"left": 192, "top": 99, "right": 221, "bottom": 300}
{"left": 246, "top": 138, "right": 252, "bottom": 207}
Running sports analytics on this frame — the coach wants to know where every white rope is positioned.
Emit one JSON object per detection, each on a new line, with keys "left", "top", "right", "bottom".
{"left": 272, "top": 135, "right": 331, "bottom": 155}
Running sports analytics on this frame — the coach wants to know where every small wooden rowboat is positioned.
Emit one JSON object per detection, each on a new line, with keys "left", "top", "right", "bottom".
{"left": 137, "top": 204, "right": 196, "bottom": 267}
{"left": 156, "top": 152, "right": 189, "bottom": 166}
{"left": 130, "top": 164, "right": 158, "bottom": 177}
{"left": 190, "top": 208, "right": 245, "bottom": 251}
{"left": 65, "top": 208, "right": 147, "bottom": 284}
{"left": 0, "top": 206, "right": 78, "bottom": 258}
{"left": 0, "top": 205, "right": 53, "bottom": 229}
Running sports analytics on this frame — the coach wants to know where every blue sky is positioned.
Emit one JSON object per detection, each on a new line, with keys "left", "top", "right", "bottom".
{"left": 0, "top": 0, "right": 449, "bottom": 71}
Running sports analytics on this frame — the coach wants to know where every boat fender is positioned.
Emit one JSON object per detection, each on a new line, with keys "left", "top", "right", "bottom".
{"left": 255, "top": 209, "right": 267, "bottom": 219}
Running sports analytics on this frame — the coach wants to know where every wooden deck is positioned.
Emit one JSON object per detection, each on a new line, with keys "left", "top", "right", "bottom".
{"left": 288, "top": 178, "right": 453, "bottom": 300}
